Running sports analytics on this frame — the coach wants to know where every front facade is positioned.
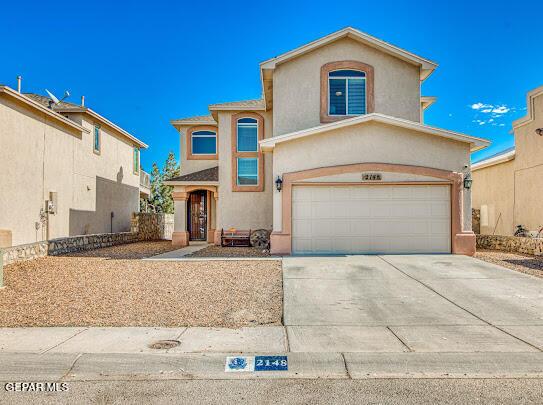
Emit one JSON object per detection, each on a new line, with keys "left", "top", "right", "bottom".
{"left": 472, "top": 85, "right": 543, "bottom": 235}
{"left": 168, "top": 27, "right": 488, "bottom": 255}
{"left": 0, "top": 84, "right": 148, "bottom": 247}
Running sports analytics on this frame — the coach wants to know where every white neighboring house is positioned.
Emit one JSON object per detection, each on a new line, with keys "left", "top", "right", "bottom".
{"left": 0, "top": 82, "right": 149, "bottom": 247}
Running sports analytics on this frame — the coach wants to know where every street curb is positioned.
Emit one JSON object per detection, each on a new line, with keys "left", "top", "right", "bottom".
{"left": 1, "top": 352, "right": 542, "bottom": 381}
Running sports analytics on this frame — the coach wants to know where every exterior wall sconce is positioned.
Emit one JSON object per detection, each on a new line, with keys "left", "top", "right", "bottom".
{"left": 536, "top": 128, "right": 543, "bottom": 136}
{"left": 275, "top": 176, "right": 283, "bottom": 192}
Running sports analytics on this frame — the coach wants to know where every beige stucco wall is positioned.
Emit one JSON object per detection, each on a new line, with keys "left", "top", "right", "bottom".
{"left": 272, "top": 37, "right": 421, "bottom": 136}
{"left": 513, "top": 94, "right": 543, "bottom": 233}
{"left": 271, "top": 121, "right": 472, "bottom": 232}
{"left": 177, "top": 125, "right": 219, "bottom": 176}
{"left": 0, "top": 95, "right": 140, "bottom": 246}
{"left": 215, "top": 110, "right": 273, "bottom": 230}
{"left": 471, "top": 160, "right": 515, "bottom": 235}
{"left": 472, "top": 92, "right": 543, "bottom": 235}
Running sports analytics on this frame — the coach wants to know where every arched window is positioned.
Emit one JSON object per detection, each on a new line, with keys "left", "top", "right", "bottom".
{"left": 231, "top": 113, "right": 264, "bottom": 192}
{"left": 328, "top": 69, "right": 366, "bottom": 116}
{"left": 236, "top": 117, "right": 258, "bottom": 152}
{"left": 191, "top": 130, "right": 217, "bottom": 155}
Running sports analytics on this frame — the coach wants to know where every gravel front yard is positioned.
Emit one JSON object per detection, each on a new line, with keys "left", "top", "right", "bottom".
{"left": 475, "top": 249, "right": 543, "bottom": 279}
{"left": 185, "top": 245, "right": 272, "bottom": 258}
{"left": 0, "top": 242, "right": 282, "bottom": 327}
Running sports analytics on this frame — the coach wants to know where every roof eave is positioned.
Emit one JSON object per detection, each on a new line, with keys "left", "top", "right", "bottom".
{"left": 60, "top": 107, "right": 148, "bottom": 148}
{"left": 472, "top": 151, "right": 516, "bottom": 171}
{"left": 259, "top": 27, "right": 438, "bottom": 82}
{"left": 259, "top": 113, "right": 489, "bottom": 152}
{"left": 0, "top": 86, "right": 89, "bottom": 134}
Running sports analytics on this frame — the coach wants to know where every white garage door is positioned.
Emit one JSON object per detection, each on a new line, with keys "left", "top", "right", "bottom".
{"left": 292, "top": 185, "right": 451, "bottom": 254}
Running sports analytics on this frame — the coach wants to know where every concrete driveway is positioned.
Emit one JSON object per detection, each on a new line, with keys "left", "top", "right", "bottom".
{"left": 283, "top": 255, "right": 543, "bottom": 353}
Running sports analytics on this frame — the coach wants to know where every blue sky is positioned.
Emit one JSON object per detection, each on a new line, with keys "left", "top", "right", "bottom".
{"left": 2, "top": 0, "right": 541, "bottom": 169}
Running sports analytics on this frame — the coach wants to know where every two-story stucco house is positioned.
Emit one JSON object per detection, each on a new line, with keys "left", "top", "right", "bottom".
{"left": 472, "top": 85, "right": 543, "bottom": 236}
{"left": 0, "top": 81, "right": 148, "bottom": 247}
{"left": 167, "top": 27, "right": 488, "bottom": 255}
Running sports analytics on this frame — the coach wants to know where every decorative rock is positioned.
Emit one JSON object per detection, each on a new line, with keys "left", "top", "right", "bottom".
{"left": 476, "top": 234, "right": 543, "bottom": 256}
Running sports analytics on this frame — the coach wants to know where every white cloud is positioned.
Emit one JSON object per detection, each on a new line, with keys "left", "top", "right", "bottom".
{"left": 471, "top": 102, "right": 492, "bottom": 110}
{"left": 491, "top": 106, "right": 510, "bottom": 114}
{"left": 469, "top": 103, "right": 513, "bottom": 116}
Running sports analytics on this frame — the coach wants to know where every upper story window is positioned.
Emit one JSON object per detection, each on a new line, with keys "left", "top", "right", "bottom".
{"left": 231, "top": 113, "right": 264, "bottom": 192}
{"left": 93, "top": 125, "right": 101, "bottom": 154}
{"left": 236, "top": 118, "right": 258, "bottom": 152}
{"left": 186, "top": 126, "right": 218, "bottom": 160}
{"left": 133, "top": 147, "right": 140, "bottom": 174}
{"left": 191, "top": 130, "right": 217, "bottom": 155}
{"left": 328, "top": 70, "right": 366, "bottom": 116}
{"left": 320, "top": 61, "right": 374, "bottom": 123}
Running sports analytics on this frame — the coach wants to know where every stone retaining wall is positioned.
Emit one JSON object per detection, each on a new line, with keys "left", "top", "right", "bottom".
{"left": 48, "top": 232, "right": 138, "bottom": 256}
{"left": 476, "top": 234, "right": 543, "bottom": 256}
{"left": 131, "top": 213, "right": 173, "bottom": 240}
{"left": 1, "top": 241, "right": 49, "bottom": 266}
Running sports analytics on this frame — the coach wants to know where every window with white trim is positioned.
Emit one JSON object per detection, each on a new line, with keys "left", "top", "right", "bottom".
{"left": 328, "top": 70, "right": 366, "bottom": 116}
{"left": 191, "top": 130, "right": 217, "bottom": 155}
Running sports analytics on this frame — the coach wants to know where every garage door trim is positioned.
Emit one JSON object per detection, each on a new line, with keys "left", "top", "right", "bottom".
{"left": 269, "top": 163, "right": 475, "bottom": 255}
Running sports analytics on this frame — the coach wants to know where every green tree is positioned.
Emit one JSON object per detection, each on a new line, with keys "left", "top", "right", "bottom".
{"left": 160, "top": 151, "right": 180, "bottom": 214}
{"left": 148, "top": 162, "right": 163, "bottom": 212}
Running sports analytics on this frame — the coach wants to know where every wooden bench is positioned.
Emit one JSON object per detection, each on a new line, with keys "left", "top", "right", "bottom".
{"left": 221, "top": 229, "right": 251, "bottom": 247}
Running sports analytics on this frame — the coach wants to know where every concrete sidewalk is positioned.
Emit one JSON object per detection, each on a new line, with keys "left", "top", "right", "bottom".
{"left": 1, "top": 326, "right": 542, "bottom": 380}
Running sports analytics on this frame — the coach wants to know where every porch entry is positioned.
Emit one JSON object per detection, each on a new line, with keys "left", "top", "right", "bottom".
{"left": 188, "top": 190, "right": 207, "bottom": 241}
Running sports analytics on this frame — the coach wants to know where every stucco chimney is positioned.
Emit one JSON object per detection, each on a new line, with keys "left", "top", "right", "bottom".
{"left": 16, "top": 76, "right": 22, "bottom": 93}
{"left": 81, "top": 95, "right": 85, "bottom": 106}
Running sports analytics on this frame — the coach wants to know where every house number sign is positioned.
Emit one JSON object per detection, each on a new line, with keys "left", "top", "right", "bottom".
{"left": 362, "top": 173, "right": 382, "bottom": 181}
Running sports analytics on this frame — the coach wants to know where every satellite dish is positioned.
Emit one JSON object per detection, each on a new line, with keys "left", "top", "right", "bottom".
{"left": 45, "top": 88, "right": 71, "bottom": 109}
{"left": 45, "top": 89, "right": 60, "bottom": 104}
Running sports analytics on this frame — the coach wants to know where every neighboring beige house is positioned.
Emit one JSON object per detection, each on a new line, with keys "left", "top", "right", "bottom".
{"left": 167, "top": 27, "right": 488, "bottom": 255}
{"left": 0, "top": 82, "right": 148, "bottom": 247}
{"left": 472, "top": 85, "right": 543, "bottom": 236}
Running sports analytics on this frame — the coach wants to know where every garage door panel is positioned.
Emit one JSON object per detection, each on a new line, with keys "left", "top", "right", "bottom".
{"left": 430, "top": 220, "right": 450, "bottom": 235}
{"left": 293, "top": 202, "right": 312, "bottom": 219}
{"left": 331, "top": 220, "right": 351, "bottom": 235}
{"left": 370, "top": 203, "right": 391, "bottom": 217}
{"left": 311, "top": 187, "right": 332, "bottom": 201}
{"left": 292, "top": 219, "right": 312, "bottom": 237}
{"left": 292, "top": 238, "right": 312, "bottom": 253}
{"left": 332, "top": 237, "right": 353, "bottom": 253}
{"left": 312, "top": 238, "right": 333, "bottom": 252}
{"left": 311, "top": 202, "right": 331, "bottom": 219}
{"left": 293, "top": 186, "right": 313, "bottom": 201}
{"left": 430, "top": 201, "right": 450, "bottom": 217}
{"left": 334, "top": 200, "right": 353, "bottom": 218}
{"left": 313, "top": 219, "right": 334, "bottom": 237}
{"left": 346, "top": 201, "right": 371, "bottom": 217}
{"left": 351, "top": 219, "right": 371, "bottom": 236}
{"left": 292, "top": 185, "right": 451, "bottom": 254}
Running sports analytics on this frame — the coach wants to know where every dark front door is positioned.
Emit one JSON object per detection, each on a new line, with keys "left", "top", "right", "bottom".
{"left": 188, "top": 190, "right": 207, "bottom": 241}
